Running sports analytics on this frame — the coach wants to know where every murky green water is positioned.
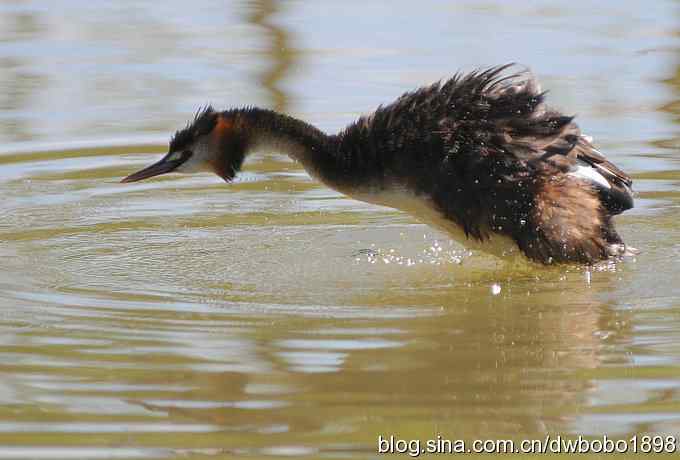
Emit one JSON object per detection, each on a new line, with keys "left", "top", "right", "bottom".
{"left": 1, "top": 1, "right": 679, "bottom": 459}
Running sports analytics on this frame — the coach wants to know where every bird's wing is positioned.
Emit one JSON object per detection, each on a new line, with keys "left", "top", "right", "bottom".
{"left": 438, "top": 65, "right": 634, "bottom": 214}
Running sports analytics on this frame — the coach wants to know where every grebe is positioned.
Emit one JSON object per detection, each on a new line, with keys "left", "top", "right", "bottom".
{"left": 122, "top": 65, "right": 634, "bottom": 264}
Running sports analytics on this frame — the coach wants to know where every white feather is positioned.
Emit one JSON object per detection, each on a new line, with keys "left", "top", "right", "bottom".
{"left": 568, "top": 164, "right": 611, "bottom": 189}
{"left": 345, "top": 186, "right": 519, "bottom": 259}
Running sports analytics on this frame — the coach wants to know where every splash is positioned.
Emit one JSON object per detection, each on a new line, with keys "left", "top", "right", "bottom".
{"left": 353, "top": 239, "right": 472, "bottom": 267}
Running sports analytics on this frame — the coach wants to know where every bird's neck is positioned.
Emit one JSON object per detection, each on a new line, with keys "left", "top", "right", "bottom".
{"left": 234, "top": 108, "right": 337, "bottom": 183}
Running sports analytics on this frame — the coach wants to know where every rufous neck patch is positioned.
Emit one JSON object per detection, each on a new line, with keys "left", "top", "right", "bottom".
{"left": 213, "top": 115, "right": 233, "bottom": 141}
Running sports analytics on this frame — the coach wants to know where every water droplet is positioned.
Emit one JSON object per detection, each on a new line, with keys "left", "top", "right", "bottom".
{"left": 491, "top": 283, "right": 502, "bottom": 295}
{"left": 593, "top": 330, "right": 611, "bottom": 340}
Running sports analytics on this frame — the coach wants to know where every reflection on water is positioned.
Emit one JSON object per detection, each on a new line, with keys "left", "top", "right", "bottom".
{"left": 0, "top": 8, "right": 46, "bottom": 143}
{"left": 0, "top": 0, "right": 679, "bottom": 458}
{"left": 247, "top": 0, "right": 298, "bottom": 112}
{"left": 661, "top": 61, "right": 680, "bottom": 147}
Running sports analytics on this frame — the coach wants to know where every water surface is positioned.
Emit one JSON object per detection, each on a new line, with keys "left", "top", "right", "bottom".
{"left": 0, "top": 1, "right": 679, "bottom": 458}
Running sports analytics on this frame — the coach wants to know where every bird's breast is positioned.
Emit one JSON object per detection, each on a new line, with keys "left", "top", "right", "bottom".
{"left": 344, "top": 186, "right": 519, "bottom": 259}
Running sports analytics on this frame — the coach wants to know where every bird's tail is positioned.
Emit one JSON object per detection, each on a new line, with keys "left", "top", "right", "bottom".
{"left": 514, "top": 175, "right": 623, "bottom": 264}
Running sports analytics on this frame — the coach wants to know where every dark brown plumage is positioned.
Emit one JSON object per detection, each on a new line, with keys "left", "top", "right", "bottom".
{"left": 122, "top": 64, "right": 634, "bottom": 264}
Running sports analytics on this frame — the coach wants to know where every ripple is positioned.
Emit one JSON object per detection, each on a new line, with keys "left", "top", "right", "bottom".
{"left": 0, "top": 422, "right": 218, "bottom": 433}
{"left": 0, "top": 447, "right": 170, "bottom": 460}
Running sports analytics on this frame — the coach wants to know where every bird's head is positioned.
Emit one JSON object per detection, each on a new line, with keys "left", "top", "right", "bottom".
{"left": 121, "top": 106, "right": 248, "bottom": 183}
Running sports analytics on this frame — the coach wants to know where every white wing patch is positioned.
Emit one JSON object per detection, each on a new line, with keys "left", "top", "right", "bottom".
{"left": 568, "top": 164, "right": 611, "bottom": 189}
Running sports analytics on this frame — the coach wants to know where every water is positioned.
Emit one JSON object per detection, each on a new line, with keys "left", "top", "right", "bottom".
{"left": 1, "top": 1, "right": 679, "bottom": 458}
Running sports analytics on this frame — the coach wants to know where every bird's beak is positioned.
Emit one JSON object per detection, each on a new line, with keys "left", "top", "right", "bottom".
{"left": 121, "top": 152, "right": 188, "bottom": 183}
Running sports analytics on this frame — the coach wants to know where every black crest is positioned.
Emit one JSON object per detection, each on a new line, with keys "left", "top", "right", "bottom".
{"left": 169, "top": 105, "right": 218, "bottom": 152}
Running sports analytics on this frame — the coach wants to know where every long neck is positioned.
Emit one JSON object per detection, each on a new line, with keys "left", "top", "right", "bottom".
{"left": 234, "top": 108, "right": 338, "bottom": 183}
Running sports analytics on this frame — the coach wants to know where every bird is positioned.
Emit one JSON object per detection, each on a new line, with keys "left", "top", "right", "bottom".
{"left": 121, "top": 64, "right": 635, "bottom": 264}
